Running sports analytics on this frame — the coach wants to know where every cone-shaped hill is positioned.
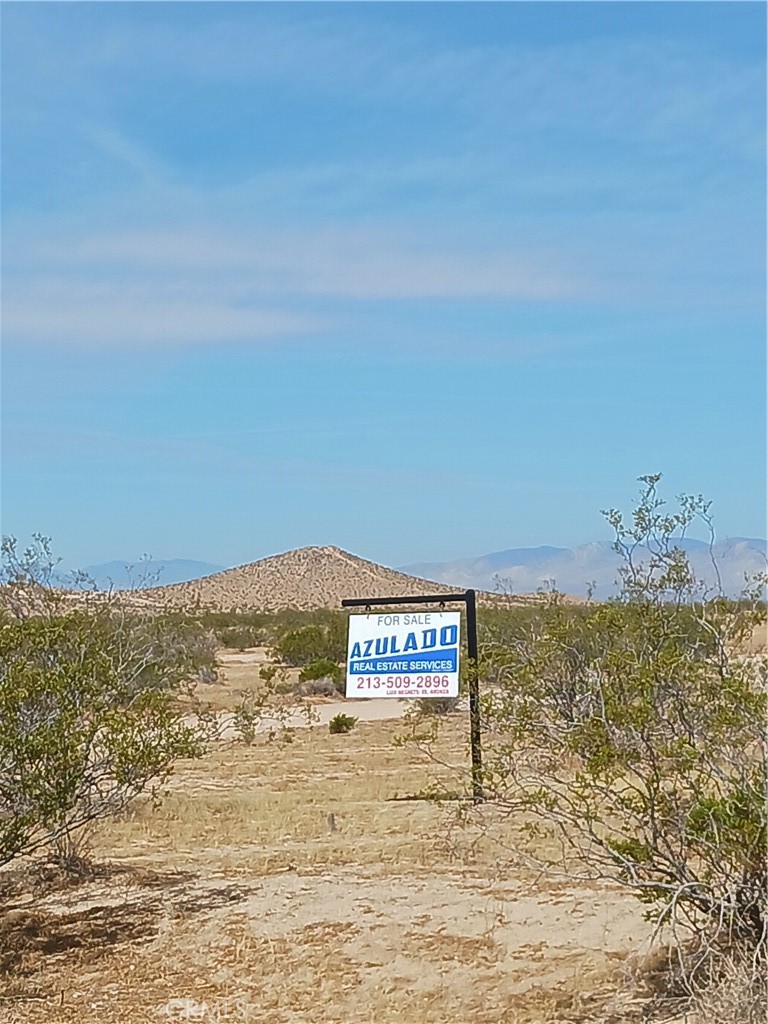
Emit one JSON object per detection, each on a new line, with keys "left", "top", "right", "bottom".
{"left": 150, "top": 545, "right": 470, "bottom": 612}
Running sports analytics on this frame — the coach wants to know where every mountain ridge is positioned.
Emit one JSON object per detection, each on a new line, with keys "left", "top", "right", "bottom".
{"left": 400, "top": 537, "right": 767, "bottom": 600}
{"left": 64, "top": 536, "right": 766, "bottom": 606}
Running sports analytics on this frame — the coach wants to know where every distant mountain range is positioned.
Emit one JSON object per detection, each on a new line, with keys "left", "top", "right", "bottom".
{"left": 399, "top": 538, "right": 767, "bottom": 600}
{"left": 64, "top": 537, "right": 766, "bottom": 602}
{"left": 70, "top": 559, "right": 225, "bottom": 590}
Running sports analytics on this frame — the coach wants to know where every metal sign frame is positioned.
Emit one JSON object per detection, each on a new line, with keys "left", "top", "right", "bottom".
{"left": 341, "top": 589, "right": 483, "bottom": 803}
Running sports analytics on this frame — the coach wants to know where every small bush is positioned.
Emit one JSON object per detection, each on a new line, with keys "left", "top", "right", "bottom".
{"left": 219, "top": 625, "right": 261, "bottom": 651}
{"left": 690, "top": 949, "right": 768, "bottom": 1024}
{"left": 479, "top": 475, "right": 768, "bottom": 956}
{"left": 232, "top": 692, "right": 262, "bottom": 745}
{"left": 275, "top": 618, "right": 346, "bottom": 667}
{"left": 299, "top": 658, "right": 343, "bottom": 686}
{"left": 197, "top": 665, "right": 219, "bottom": 685}
{"left": 296, "top": 658, "right": 344, "bottom": 697}
{"left": 328, "top": 713, "right": 358, "bottom": 734}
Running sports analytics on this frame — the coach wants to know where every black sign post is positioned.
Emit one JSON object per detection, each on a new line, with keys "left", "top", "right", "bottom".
{"left": 341, "top": 589, "right": 483, "bottom": 803}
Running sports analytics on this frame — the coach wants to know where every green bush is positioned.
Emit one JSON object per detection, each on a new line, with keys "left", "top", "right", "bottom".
{"left": 274, "top": 616, "right": 346, "bottom": 667}
{"left": 192, "top": 608, "right": 350, "bottom": 657}
{"left": 328, "top": 713, "right": 358, "bottom": 734}
{"left": 298, "top": 658, "right": 343, "bottom": 686}
{"left": 481, "top": 476, "right": 767, "bottom": 961}
{"left": 0, "top": 609, "right": 210, "bottom": 868}
{"left": 0, "top": 536, "right": 213, "bottom": 868}
{"left": 231, "top": 691, "right": 262, "bottom": 745}
{"left": 274, "top": 625, "right": 327, "bottom": 666}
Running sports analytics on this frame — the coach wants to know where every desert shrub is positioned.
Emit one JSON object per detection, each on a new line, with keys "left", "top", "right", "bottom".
{"left": 258, "top": 663, "right": 281, "bottom": 684}
{"left": 196, "top": 665, "right": 219, "bottom": 685}
{"left": 47, "top": 826, "right": 96, "bottom": 876}
{"left": 0, "top": 537, "right": 213, "bottom": 869}
{"left": 480, "top": 476, "right": 767, "bottom": 970}
{"left": 231, "top": 667, "right": 317, "bottom": 744}
{"left": 274, "top": 625, "right": 327, "bottom": 666}
{"left": 0, "top": 610, "right": 210, "bottom": 868}
{"left": 122, "top": 613, "right": 218, "bottom": 694}
{"left": 274, "top": 616, "right": 346, "bottom": 667}
{"left": 299, "top": 658, "right": 343, "bottom": 686}
{"left": 256, "top": 663, "right": 293, "bottom": 695}
{"left": 689, "top": 947, "right": 768, "bottom": 1024}
{"left": 231, "top": 691, "right": 262, "bottom": 745}
{"left": 193, "top": 608, "right": 348, "bottom": 653}
{"left": 219, "top": 625, "right": 262, "bottom": 651}
{"left": 328, "top": 713, "right": 358, "bottom": 734}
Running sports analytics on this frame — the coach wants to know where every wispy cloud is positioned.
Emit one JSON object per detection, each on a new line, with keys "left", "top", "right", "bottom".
{"left": 20, "top": 224, "right": 581, "bottom": 296}
{"left": 4, "top": 6, "right": 762, "bottom": 352}
{"left": 7, "top": 193, "right": 763, "bottom": 349}
{"left": 2, "top": 278, "right": 324, "bottom": 347}
{"left": 90, "top": 14, "right": 765, "bottom": 160}
{"left": 7, "top": 8, "right": 762, "bottom": 190}
{"left": 80, "top": 122, "right": 174, "bottom": 189}
{"left": 4, "top": 221, "right": 594, "bottom": 348}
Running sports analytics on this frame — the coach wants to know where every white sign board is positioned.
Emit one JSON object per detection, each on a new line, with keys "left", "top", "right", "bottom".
{"left": 345, "top": 611, "right": 461, "bottom": 699}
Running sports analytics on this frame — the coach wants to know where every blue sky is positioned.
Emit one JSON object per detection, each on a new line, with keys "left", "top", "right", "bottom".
{"left": 1, "top": 2, "right": 765, "bottom": 570}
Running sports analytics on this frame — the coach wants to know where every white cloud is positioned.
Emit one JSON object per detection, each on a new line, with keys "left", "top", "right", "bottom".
{"left": 14, "top": 223, "right": 588, "bottom": 289}
{"left": 2, "top": 278, "right": 324, "bottom": 347}
{"left": 3, "top": 221, "right": 593, "bottom": 347}
{"left": 3, "top": 9, "right": 762, "bottom": 349}
{"left": 80, "top": 122, "right": 173, "bottom": 188}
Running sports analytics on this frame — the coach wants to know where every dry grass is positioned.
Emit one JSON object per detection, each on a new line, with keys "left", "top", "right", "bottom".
{"left": 689, "top": 951, "right": 768, "bottom": 1024}
{"left": 200, "top": 648, "right": 302, "bottom": 712}
{"left": 91, "top": 721, "right": 462, "bottom": 874}
{"left": 2, "top": 717, "right": 659, "bottom": 1024}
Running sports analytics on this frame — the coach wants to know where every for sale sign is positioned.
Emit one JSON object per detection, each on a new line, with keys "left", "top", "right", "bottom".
{"left": 345, "top": 611, "right": 461, "bottom": 699}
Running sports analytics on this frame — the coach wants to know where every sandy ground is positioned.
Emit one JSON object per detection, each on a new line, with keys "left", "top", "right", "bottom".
{"left": 3, "top": 866, "right": 655, "bottom": 1024}
{"left": 218, "top": 650, "right": 272, "bottom": 666}
{"left": 4, "top": 636, "right": 706, "bottom": 1022}
{"left": 1, "top": 714, "right": 670, "bottom": 1024}
{"left": 215, "top": 697, "right": 411, "bottom": 739}
{"left": 209, "top": 648, "right": 428, "bottom": 735}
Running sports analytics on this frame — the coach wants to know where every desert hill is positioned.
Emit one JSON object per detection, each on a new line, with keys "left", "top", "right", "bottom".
{"left": 0, "top": 546, "right": 545, "bottom": 615}
{"left": 149, "top": 545, "right": 526, "bottom": 612}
